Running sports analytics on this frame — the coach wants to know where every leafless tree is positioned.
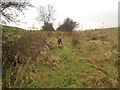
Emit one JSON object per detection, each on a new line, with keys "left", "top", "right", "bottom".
{"left": 37, "top": 4, "right": 55, "bottom": 31}
{"left": 37, "top": 4, "right": 55, "bottom": 24}
{"left": 0, "top": 0, "right": 33, "bottom": 23}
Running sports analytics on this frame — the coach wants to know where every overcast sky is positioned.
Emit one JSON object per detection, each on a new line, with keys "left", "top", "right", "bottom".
{"left": 11, "top": 0, "right": 119, "bottom": 30}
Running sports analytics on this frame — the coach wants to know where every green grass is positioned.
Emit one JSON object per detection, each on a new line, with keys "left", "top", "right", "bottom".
{"left": 0, "top": 79, "right": 1, "bottom": 90}
{"left": 2, "top": 26, "right": 118, "bottom": 88}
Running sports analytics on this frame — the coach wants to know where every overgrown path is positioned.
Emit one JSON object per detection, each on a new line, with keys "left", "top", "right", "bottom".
{"left": 34, "top": 40, "right": 105, "bottom": 88}
{"left": 2, "top": 26, "right": 118, "bottom": 88}
{"left": 35, "top": 35, "right": 118, "bottom": 88}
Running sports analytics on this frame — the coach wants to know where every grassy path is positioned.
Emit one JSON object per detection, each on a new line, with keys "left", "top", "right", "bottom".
{"left": 2, "top": 26, "right": 118, "bottom": 88}
{"left": 29, "top": 37, "right": 118, "bottom": 88}
{"left": 28, "top": 41, "right": 100, "bottom": 88}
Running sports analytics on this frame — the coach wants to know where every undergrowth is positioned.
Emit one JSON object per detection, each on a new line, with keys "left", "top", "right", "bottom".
{"left": 2, "top": 26, "right": 118, "bottom": 88}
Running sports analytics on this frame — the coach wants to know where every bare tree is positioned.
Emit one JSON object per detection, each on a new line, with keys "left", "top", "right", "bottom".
{"left": 0, "top": 0, "right": 33, "bottom": 23}
{"left": 37, "top": 4, "right": 55, "bottom": 31}
{"left": 37, "top": 4, "right": 55, "bottom": 24}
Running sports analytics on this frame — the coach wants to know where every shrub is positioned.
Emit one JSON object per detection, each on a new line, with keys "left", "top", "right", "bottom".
{"left": 2, "top": 29, "right": 56, "bottom": 88}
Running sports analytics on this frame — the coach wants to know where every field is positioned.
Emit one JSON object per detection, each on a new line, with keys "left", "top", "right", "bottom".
{"left": 2, "top": 26, "right": 118, "bottom": 88}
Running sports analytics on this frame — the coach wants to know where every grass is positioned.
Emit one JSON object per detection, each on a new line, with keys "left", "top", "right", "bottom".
{"left": 2, "top": 26, "right": 118, "bottom": 88}
{"left": 0, "top": 79, "right": 1, "bottom": 90}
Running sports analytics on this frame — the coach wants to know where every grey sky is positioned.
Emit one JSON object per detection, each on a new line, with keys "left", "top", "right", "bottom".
{"left": 9, "top": 0, "right": 119, "bottom": 30}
